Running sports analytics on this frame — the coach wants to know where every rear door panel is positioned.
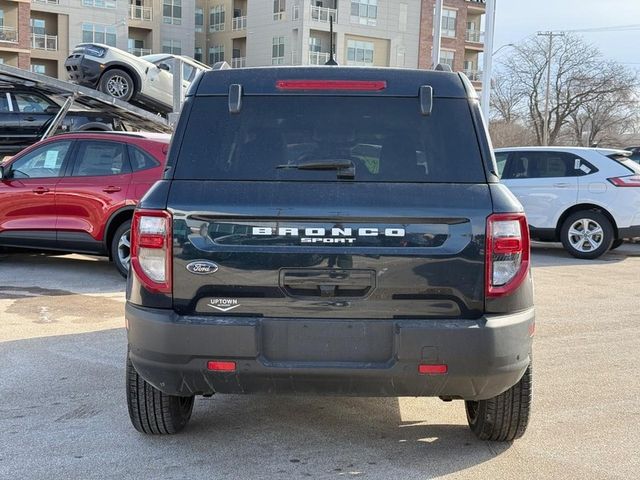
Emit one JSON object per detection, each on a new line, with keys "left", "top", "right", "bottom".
{"left": 55, "top": 140, "right": 132, "bottom": 244}
{"left": 502, "top": 151, "right": 578, "bottom": 229}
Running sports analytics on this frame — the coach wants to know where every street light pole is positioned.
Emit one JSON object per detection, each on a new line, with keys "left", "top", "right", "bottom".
{"left": 480, "top": 0, "right": 497, "bottom": 121}
{"left": 432, "top": 0, "right": 443, "bottom": 68}
{"left": 537, "top": 31, "right": 564, "bottom": 146}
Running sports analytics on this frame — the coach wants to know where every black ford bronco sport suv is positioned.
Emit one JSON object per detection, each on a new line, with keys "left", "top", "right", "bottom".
{"left": 125, "top": 67, "right": 534, "bottom": 441}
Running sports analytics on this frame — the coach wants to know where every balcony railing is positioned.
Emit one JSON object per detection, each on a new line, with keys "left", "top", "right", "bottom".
{"left": 463, "top": 69, "right": 482, "bottom": 82}
{"left": 32, "top": 0, "right": 60, "bottom": 5}
{"left": 129, "top": 47, "right": 152, "bottom": 56}
{"left": 31, "top": 33, "right": 58, "bottom": 51}
{"left": 0, "top": 26, "right": 18, "bottom": 44}
{"left": 130, "top": 5, "right": 153, "bottom": 22}
{"left": 232, "top": 16, "right": 247, "bottom": 31}
{"left": 310, "top": 5, "right": 337, "bottom": 23}
{"left": 465, "top": 29, "right": 484, "bottom": 43}
{"left": 231, "top": 56, "right": 246, "bottom": 68}
{"left": 308, "top": 51, "right": 330, "bottom": 65}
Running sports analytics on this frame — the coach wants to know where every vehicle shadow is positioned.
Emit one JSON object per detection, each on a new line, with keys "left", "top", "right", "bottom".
{"left": 531, "top": 241, "right": 640, "bottom": 268}
{"left": 0, "top": 329, "right": 511, "bottom": 480}
{"left": 0, "top": 251, "right": 125, "bottom": 295}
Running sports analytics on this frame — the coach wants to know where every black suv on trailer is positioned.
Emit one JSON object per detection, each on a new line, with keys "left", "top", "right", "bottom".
{"left": 0, "top": 87, "right": 122, "bottom": 155}
{"left": 125, "top": 67, "right": 535, "bottom": 441}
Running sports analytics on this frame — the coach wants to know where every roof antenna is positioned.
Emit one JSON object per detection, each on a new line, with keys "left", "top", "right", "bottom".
{"left": 325, "top": 15, "right": 338, "bottom": 65}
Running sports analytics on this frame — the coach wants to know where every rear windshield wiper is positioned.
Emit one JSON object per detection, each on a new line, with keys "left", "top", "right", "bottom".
{"left": 276, "top": 159, "right": 355, "bottom": 179}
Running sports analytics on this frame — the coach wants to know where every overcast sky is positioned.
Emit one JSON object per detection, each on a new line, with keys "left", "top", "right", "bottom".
{"left": 493, "top": 0, "right": 639, "bottom": 67}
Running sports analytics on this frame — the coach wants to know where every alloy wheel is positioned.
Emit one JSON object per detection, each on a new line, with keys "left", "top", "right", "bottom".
{"left": 117, "top": 229, "right": 131, "bottom": 272}
{"left": 106, "top": 75, "right": 130, "bottom": 98}
{"left": 567, "top": 218, "right": 604, "bottom": 253}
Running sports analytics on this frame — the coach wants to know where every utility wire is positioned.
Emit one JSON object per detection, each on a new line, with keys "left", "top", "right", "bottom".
{"left": 559, "top": 24, "right": 640, "bottom": 33}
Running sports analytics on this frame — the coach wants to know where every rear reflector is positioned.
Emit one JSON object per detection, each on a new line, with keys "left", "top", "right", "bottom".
{"left": 418, "top": 364, "right": 448, "bottom": 375}
{"left": 608, "top": 175, "right": 640, "bottom": 187}
{"left": 207, "top": 361, "right": 237, "bottom": 372}
{"left": 276, "top": 80, "right": 387, "bottom": 91}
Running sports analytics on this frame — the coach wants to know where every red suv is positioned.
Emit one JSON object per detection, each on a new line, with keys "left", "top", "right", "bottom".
{"left": 0, "top": 132, "right": 170, "bottom": 276}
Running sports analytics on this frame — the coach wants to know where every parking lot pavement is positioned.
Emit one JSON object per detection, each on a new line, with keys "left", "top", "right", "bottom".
{"left": 1, "top": 245, "right": 639, "bottom": 480}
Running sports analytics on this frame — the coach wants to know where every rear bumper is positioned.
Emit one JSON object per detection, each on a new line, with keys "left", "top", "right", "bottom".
{"left": 126, "top": 303, "right": 534, "bottom": 400}
{"left": 64, "top": 55, "right": 102, "bottom": 87}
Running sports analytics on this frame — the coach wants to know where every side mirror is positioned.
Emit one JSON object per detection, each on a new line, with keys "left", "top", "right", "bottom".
{"left": 0, "top": 165, "right": 5, "bottom": 180}
{"left": 158, "top": 63, "right": 171, "bottom": 72}
{"left": 45, "top": 105, "right": 60, "bottom": 114}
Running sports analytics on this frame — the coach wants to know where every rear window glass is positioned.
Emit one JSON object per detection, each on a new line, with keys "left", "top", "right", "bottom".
{"left": 173, "top": 96, "right": 486, "bottom": 183}
{"left": 128, "top": 145, "right": 160, "bottom": 171}
{"left": 608, "top": 154, "right": 640, "bottom": 174}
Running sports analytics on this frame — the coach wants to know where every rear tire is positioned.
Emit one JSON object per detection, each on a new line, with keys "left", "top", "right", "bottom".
{"left": 465, "top": 361, "right": 532, "bottom": 442}
{"left": 110, "top": 220, "right": 131, "bottom": 278}
{"left": 126, "top": 354, "right": 194, "bottom": 435}
{"left": 99, "top": 69, "right": 135, "bottom": 102}
{"left": 611, "top": 239, "right": 624, "bottom": 250}
{"left": 560, "top": 210, "right": 614, "bottom": 259}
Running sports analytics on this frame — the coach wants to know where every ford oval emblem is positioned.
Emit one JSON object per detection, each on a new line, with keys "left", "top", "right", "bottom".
{"left": 186, "top": 261, "right": 219, "bottom": 275}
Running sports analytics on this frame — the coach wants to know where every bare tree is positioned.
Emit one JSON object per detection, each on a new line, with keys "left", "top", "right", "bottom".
{"left": 496, "top": 35, "right": 638, "bottom": 145}
{"left": 489, "top": 120, "right": 536, "bottom": 148}
{"left": 490, "top": 76, "right": 525, "bottom": 123}
{"left": 568, "top": 70, "right": 639, "bottom": 146}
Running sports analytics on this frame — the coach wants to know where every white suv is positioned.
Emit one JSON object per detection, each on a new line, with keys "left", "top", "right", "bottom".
{"left": 495, "top": 147, "right": 640, "bottom": 259}
{"left": 65, "top": 44, "right": 210, "bottom": 114}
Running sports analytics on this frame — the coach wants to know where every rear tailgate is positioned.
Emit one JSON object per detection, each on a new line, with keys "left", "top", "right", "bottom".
{"left": 171, "top": 181, "right": 490, "bottom": 319}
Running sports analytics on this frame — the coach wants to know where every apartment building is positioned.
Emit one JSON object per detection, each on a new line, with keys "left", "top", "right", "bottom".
{"left": 195, "top": 0, "right": 422, "bottom": 69}
{"left": 1, "top": 1, "right": 484, "bottom": 87}
{"left": 418, "top": 0, "right": 485, "bottom": 89}
{"left": 0, "top": 0, "right": 195, "bottom": 79}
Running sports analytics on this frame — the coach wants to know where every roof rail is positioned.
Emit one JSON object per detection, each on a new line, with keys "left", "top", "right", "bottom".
{"left": 212, "top": 61, "right": 231, "bottom": 70}
{"left": 434, "top": 63, "right": 453, "bottom": 72}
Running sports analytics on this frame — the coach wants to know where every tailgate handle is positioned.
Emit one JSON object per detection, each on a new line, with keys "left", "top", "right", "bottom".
{"left": 280, "top": 269, "right": 375, "bottom": 299}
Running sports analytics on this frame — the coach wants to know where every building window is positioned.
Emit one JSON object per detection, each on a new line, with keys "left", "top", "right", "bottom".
{"left": 209, "top": 5, "right": 225, "bottom": 32}
{"left": 350, "top": 0, "right": 377, "bottom": 26}
{"left": 346, "top": 39, "right": 374, "bottom": 66}
{"left": 309, "top": 37, "right": 322, "bottom": 53}
{"left": 163, "top": 0, "right": 182, "bottom": 25}
{"left": 195, "top": 7, "right": 203, "bottom": 32}
{"left": 272, "top": 36, "right": 285, "bottom": 65}
{"left": 194, "top": 47, "right": 203, "bottom": 62}
{"left": 273, "top": 0, "right": 286, "bottom": 21}
{"left": 439, "top": 50, "right": 454, "bottom": 68}
{"left": 82, "top": 23, "right": 117, "bottom": 46}
{"left": 82, "top": 0, "right": 117, "bottom": 8}
{"left": 398, "top": 3, "right": 407, "bottom": 32}
{"left": 162, "top": 39, "right": 181, "bottom": 54}
{"left": 30, "top": 19, "right": 46, "bottom": 35}
{"left": 442, "top": 9, "right": 457, "bottom": 38}
{"left": 209, "top": 45, "right": 224, "bottom": 65}
{"left": 30, "top": 64, "right": 46, "bottom": 74}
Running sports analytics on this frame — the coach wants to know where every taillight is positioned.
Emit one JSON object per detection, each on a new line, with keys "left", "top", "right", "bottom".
{"left": 485, "top": 213, "right": 530, "bottom": 297}
{"left": 608, "top": 175, "right": 640, "bottom": 187}
{"left": 130, "top": 209, "right": 172, "bottom": 294}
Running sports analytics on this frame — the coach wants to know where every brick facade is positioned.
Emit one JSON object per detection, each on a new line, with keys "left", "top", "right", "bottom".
{"left": 418, "top": 0, "right": 485, "bottom": 79}
{"left": 17, "top": 1, "right": 31, "bottom": 70}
